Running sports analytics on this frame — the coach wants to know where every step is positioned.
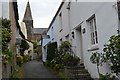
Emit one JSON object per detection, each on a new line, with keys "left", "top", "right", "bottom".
{"left": 70, "top": 77, "right": 93, "bottom": 80}
{"left": 65, "top": 66, "right": 85, "bottom": 70}
{"left": 64, "top": 65, "right": 93, "bottom": 80}
{"left": 71, "top": 76, "right": 92, "bottom": 79}
{"left": 71, "top": 73, "right": 90, "bottom": 76}
{"left": 69, "top": 69, "right": 89, "bottom": 74}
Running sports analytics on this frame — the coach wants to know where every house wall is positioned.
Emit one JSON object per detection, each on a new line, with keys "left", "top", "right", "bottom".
{"left": 69, "top": 2, "right": 118, "bottom": 78}
{"left": 2, "top": 0, "right": 9, "bottom": 19}
{"left": 19, "top": 22, "right": 27, "bottom": 39}
{"left": 42, "top": 38, "right": 50, "bottom": 62}
{"left": 2, "top": 1, "right": 17, "bottom": 78}
{"left": 46, "top": 1, "right": 119, "bottom": 78}
{"left": 2, "top": 1, "right": 12, "bottom": 78}
{"left": 0, "top": 2, "right": 2, "bottom": 17}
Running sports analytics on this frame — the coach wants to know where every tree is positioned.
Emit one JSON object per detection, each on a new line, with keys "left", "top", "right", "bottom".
{"left": 102, "top": 35, "right": 120, "bottom": 75}
{"left": 90, "top": 34, "right": 120, "bottom": 79}
{"left": 90, "top": 52, "right": 101, "bottom": 76}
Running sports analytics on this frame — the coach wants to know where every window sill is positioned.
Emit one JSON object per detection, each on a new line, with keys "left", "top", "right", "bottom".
{"left": 88, "top": 44, "right": 99, "bottom": 51}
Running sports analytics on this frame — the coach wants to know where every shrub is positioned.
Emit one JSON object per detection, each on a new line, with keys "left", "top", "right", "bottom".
{"left": 59, "top": 41, "right": 71, "bottom": 53}
{"left": 63, "top": 53, "right": 80, "bottom": 66}
{"left": 45, "top": 41, "right": 80, "bottom": 71}
{"left": 99, "top": 73, "right": 115, "bottom": 80}
{"left": 23, "top": 54, "right": 31, "bottom": 63}
{"left": 16, "top": 54, "right": 23, "bottom": 67}
{"left": 54, "top": 64, "right": 64, "bottom": 70}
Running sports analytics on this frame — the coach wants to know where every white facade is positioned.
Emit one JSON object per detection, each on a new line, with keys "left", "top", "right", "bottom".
{"left": 19, "top": 22, "right": 34, "bottom": 59}
{"left": 2, "top": 0, "right": 9, "bottom": 19}
{"left": 42, "top": 38, "right": 50, "bottom": 62}
{"left": 0, "top": 2, "right": 2, "bottom": 17}
{"left": 19, "top": 22, "right": 27, "bottom": 39}
{"left": 44, "top": 1, "right": 119, "bottom": 78}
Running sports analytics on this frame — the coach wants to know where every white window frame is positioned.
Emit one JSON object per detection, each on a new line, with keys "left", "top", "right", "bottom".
{"left": 88, "top": 16, "right": 98, "bottom": 45}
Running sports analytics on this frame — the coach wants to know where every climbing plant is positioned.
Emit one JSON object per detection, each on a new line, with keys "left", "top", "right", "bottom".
{"left": 20, "top": 39, "right": 29, "bottom": 56}
{"left": 33, "top": 40, "right": 38, "bottom": 53}
{"left": 2, "top": 18, "right": 12, "bottom": 63}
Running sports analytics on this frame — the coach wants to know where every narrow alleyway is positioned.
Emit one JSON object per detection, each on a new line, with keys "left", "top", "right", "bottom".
{"left": 23, "top": 60, "right": 58, "bottom": 78}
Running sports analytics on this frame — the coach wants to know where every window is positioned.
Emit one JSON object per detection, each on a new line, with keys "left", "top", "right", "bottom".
{"left": 60, "top": 38, "right": 62, "bottom": 43}
{"left": 65, "top": 34, "right": 69, "bottom": 41}
{"left": 66, "top": 2, "right": 70, "bottom": 9}
{"left": 88, "top": 16, "right": 98, "bottom": 45}
{"left": 59, "top": 12, "right": 62, "bottom": 31}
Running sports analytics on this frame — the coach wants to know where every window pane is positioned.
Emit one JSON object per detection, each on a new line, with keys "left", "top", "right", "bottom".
{"left": 95, "top": 30, "right": 98, "bottom": 43}
{"left": 89, "top": 16, "right": 98, "bottom": 45}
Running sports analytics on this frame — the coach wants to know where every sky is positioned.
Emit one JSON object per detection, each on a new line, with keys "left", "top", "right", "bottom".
{"left": 17, "top": 0, "right": 62, "bottom": 28}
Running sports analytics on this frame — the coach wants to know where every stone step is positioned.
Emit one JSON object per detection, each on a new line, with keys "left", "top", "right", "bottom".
{"left": 71, "top": 73, "right": 90, "bottom": 77}
{"left": 65, "top": 66, "right": 85, "bottom": 70}
{"left": 70, "top": 77, "right": 93, "bottom": 80}
{"left": 70, "top": 70, "right": 92, "bottom": 79}
{"left": 79, "top": 63, "right": 84, "bottom": 66}
{"left": 71, "top": 77, "right": 93, "bottom": 80}
{"left": 64, "top": 64, "right": 93, "bottom": 80}
{"left": 71, "top": 75, "right": 92, "bottom": 79}
{"left": 69, "top": 69, "right": 89, "bottom": 74}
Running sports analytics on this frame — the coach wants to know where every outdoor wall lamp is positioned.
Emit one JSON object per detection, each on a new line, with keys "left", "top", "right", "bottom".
{"left": 82, "top": 28, "right": 86, "bottom": 34}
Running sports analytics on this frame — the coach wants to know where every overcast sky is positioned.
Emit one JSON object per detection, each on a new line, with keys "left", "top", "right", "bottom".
{"left": 17, "top": 0, "right": 62, "bottom": 28}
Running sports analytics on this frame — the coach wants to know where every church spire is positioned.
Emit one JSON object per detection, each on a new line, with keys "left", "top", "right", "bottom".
{"left": 23, "top": 1, "right": 33, "bottom": 21}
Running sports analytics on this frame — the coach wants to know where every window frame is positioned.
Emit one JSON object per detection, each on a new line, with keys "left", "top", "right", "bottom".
{"left": 87, "top": 15, "right": 98, "bottom": 45}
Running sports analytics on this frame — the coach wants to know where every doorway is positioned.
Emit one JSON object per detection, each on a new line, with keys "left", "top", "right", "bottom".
{"left": 75, "top": 26, "right": 83, "bottom": 63}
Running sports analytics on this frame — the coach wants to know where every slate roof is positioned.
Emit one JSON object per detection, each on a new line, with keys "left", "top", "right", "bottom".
{"left": 33, "top": 28, "right": 48, "bottom": 34}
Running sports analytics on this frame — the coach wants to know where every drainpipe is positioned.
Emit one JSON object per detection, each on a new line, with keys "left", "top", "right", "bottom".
{"left": 117, "top": 0, "right": 120, "bottom": 35}
{"left": 67, "top": 0, "right": 72, "bottom": 43}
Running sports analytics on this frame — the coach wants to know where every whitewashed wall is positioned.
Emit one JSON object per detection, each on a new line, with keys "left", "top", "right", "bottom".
{"left": 19, "top": 22, "right": 27, "bottom": 39}
{"left": 42, "top": 38, "right": 50, "bottom": 62}
{"left": 46, "top": 1, "right": 119, "bottom": 78}
{"left": 2, "top": 0, "right": 9, "bottom": 19}
{"left": 0, "top": 2, "right": 2, "bottom": 17}
{"left": 69, "top": 2, "right": 118, "bottom": 78}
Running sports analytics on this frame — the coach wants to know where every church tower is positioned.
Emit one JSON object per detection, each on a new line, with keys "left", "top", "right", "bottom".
{"left": 23, "top": 1, "right": 33, "bottom": 40}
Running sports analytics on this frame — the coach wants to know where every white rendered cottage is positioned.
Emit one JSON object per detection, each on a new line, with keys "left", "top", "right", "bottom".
{"left": 42, "top": 0, "right": 120, "bottom": 78}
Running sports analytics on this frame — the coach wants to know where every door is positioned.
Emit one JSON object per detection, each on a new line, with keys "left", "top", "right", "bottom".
{"left": 75, "top": 26, "right": 84, "bottom": 63}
